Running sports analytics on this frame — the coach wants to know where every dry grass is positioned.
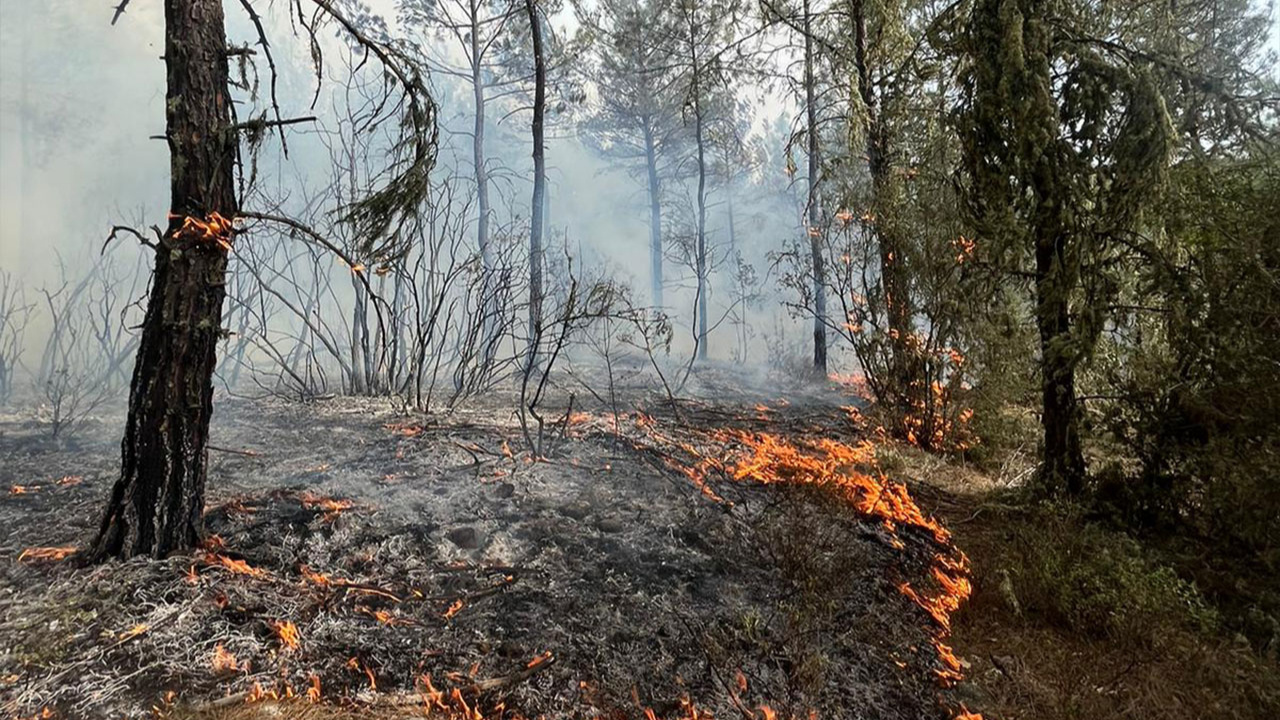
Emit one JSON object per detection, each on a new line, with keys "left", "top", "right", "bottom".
{"left": 883, "top": 442, "right": 1280, "bottom": 720}
{"left": 173, "top": 703, "right": 392, "bottom": 720}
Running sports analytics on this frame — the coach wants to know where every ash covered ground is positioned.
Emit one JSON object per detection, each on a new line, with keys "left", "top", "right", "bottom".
{"left": 1, "top": 369, "right": 974, "bottom": 719}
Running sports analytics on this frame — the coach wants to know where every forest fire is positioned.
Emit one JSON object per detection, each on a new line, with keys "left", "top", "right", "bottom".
{"left": 211, "top": 644, "right": 240, "bottom": 674}
{"left": 270, "top": 619, "right": 301, "bottom": 650}
{"left": 202, "top": 551, "right": 269, "bottom": 579}
{"left": 170, "top": 211, "right": 235, "bottom": 252}
{"left": 17, "top": 546, "right": 77, "bottom": 563}
{"left": 663, "top": 424, "right": 981, "bottom": 719}
{"left": 299, "top": 491, "right": 355, "bottom": 520}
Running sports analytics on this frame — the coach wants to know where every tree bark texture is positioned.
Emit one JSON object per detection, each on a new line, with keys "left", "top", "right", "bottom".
{"left": 804, "top": 0, "right": 827, "bottom": 373}
{"left": 526, "top": 0, "right": 547, "bottom": 370}
{"left": 93, "top": 0, "right": 238, "bottom": 560}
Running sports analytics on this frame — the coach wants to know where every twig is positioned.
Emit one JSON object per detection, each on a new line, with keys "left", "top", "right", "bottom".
{"left": 230, "top": 116, "right": 318, "bottom": 132}
{"left": 207, "top": 444, "right": 263, "bottom": 457}
{"left": 470, "top": 653, "right": 556, "bottom": 692}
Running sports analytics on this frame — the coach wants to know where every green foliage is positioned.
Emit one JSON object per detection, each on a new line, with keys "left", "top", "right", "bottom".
{"left": 1096, "top": 158, "right": 1279, "bottom": 551}
{"left": 1007, "top": 506, "right": 1219, "bottom": 647}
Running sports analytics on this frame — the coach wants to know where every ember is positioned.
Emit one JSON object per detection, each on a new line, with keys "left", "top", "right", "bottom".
{"left": 211, "top": 644, "right": 240, "bottom": 673}
{"left": 17, "top": 546, "right": 77, "bottom": 563}
{"left": 203, "top": 552, "right": 269, "bottom": 578}
{"left": 270, "top": 619, "right": 300, "bottom": 650}
{"left": 299, "top": 491, "right": 354, "bottom": 520}
{"left": 117, "top": 623, "right": 148, "bottom": 641}
{"left": 386, "top": 421, "right": 424, "bottom": 437}
{"left": 443, "top": 598, "right": 464, "bottom": 619}
{"left": 306, "top": 674, "right": 322, "bottom": 702}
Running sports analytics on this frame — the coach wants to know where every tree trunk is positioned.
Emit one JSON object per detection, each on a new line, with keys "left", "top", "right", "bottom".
{"left": 93, "top": 0, "right": 238, "bottom": 560}
{"left": 690, "top": 14, "right": 709, "bottom": 361}
{"left": 1035, "top": 229, "right": 1086, "bottom": 494}
{"left": 853, "top": 0, "right": 914, "bottom": 421}
{"left": 526, "top": 0, "right": 546, "bottom": 371}
{"left": 727, "top": 192, "right": 747, "bottom": 363}
{"left": 644, "top": 120, "right": 664, "bottom": 308}
{"left": 804, "top": 0, "right": 827, "bottom": 374}
{"left": 470, "top": 0, "right": 492, "bottom": 270}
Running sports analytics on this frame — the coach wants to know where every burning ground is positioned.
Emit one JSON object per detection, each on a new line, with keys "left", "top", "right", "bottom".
{"left": 1, "top": 371, "right": 982, "bottom": 719}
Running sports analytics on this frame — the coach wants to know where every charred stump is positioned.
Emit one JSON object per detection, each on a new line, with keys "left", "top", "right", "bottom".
{"left": 93, "top": 0, "right": 238, "bottom": 560}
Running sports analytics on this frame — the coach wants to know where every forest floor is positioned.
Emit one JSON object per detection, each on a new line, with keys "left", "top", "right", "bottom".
{"left": 4, "top": 365, "right": 1275, "bottom": 720}
{"left": 0, "top": 366, "right": 979, "bottom": 720}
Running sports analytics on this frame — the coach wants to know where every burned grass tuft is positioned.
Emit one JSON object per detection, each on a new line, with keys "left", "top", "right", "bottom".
{"left": 2, "top": 392, "right": 979, "bottom": 719}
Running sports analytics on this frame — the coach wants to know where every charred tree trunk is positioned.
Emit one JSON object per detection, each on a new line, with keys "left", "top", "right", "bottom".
{"left": 804, "top": 0, "right": 827, "bottom": 374}
{"left": 93, "top": 0, "right": 238, "bottom": 560}
{"left": 526, "top": 0, "right": 546, "bottom": 371}
{"left": 643, "top": 120, "right": 664, "bottom": 309}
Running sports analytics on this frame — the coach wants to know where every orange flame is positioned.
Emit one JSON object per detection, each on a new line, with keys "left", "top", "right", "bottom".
{"left": 299, "top": 491, "right": 354, "bottom": 520}
{"left": 17, "top": 546, "right": 77, "bottom": 563}
{"left": 306, "top": 674, "right": 322, "bottom": 702}
{"left": 211, "top": 644, "right": 240, "bottom": 673}
{"left": 203, "top": 552, "right": 269, "bottom": 579}
{"left": 656, "top": 421, "right": 982, "bottom": 720}
{"left": 443, "top": 599, "right": 464, "bottom": 619}
{"left": 270, "top": 619, "right": 300, "bottom": 650}
{"left": 170, "top": 211, "right": 235, "bottom": 252}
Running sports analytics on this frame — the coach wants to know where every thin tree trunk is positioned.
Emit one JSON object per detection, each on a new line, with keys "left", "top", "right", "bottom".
{"left": 350, "top": 272, "right": 366, "bottom": 393}
{"left": 93, "top": 0, "right": 238, "bottom": 560}
{"left": 470, "top": 0, "right": 492, "bottom": 270}
{"left": 526, "top": 0, "right": 546, "bottom": 370}
{"left": 804, "top": 0, "right": 827, "bottom": 374}
{"left": 727, "top": 192, "right": 747, "bottom": 363}
{"left": 644, "top": 121, "right": 664, "bottom": 308}
{"left": 690, "top": 14, "right": 709, "bottom": 361}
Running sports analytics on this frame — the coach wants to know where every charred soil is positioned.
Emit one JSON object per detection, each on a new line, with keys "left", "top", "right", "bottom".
{"left": 2, "top": 378, "right": 981, "bottom": 719}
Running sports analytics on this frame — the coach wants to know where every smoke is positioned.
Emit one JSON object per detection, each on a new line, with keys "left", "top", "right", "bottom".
{"left": 0, "top": 1, "right": 166, "bottom": 280}
{"left": 0, "top": 0, "right": 822, "bottom": 416}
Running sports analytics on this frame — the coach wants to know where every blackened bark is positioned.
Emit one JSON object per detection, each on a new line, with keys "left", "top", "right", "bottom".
{"left": 92, "top": 0, "right": 238, "bottom": 560}
{"left": 804, "top": 0, "right": 827, "bottom": 374}
{"left": 526, "top": 0, "right": 546, "bottom": 370}
{"left": 644, "top": 121, "right": 664, "bottom": 308}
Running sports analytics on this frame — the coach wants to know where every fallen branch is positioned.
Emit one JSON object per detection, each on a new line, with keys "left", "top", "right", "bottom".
{"left": 471, "top": 652, "right": 556, "bottom": 693}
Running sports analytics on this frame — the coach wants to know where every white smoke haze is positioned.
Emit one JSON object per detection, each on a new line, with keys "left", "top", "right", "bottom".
{"left": 0, "top": 0, "right": 835, "bottom": 420}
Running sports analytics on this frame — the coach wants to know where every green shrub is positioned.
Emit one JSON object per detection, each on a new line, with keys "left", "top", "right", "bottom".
{"left": 1007, "top": 506, "right": 1219, "bottom": 647}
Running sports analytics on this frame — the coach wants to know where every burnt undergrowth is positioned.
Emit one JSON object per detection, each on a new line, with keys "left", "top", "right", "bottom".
{"left": 2, "top": 377, "right": 974, "bottom": 719}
